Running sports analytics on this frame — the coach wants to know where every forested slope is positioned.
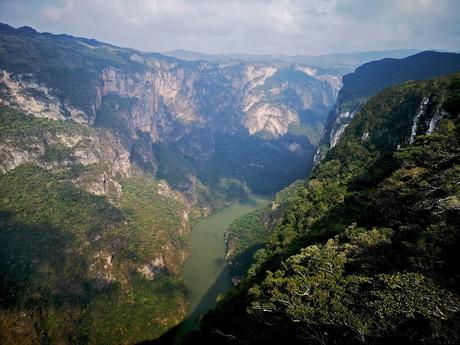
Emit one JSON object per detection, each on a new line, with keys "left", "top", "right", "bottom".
{"left": 189, "top": 72, "right": 460, "bottom": 345}
{"left": 0, "top": 107, "right": 193, "bottom": 344}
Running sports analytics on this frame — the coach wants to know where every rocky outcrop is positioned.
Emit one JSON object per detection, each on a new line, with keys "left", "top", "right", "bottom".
{"left": 235, "top": 63, "right": 340, "bottom": 137}
{"left": 0, "top": 70, "right": 93, "bottom": 124}
{"left": 313, "top": 104, "right": 359, "bottom": 164}
{"left": 137, "top": 257, "right": 166, "bottom": 280}
{"left": 329, "top": 107, "right": 359, "bottom": 148}
{"left": 0, "top": 115, "right": 141, "bottom": 199}
{"left": 95, "top": 61, "right": 340, "bottom": 143}
{"left": 407, "top": 95, "right": 448, "bottom": 145}
{"left": 99, "top": 66, "right": 203, "bottom": 141}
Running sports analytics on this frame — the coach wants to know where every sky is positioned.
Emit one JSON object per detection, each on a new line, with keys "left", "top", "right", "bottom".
{"left": 0, "top": 0, "right": 459, "bottom": 55}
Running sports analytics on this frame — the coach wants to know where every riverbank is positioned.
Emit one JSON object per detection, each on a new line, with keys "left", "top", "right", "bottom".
{"left": 174, "top": 195, "right": 269, "bottom": 342}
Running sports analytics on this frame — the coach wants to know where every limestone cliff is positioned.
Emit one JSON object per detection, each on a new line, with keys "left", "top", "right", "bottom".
{"left": 0, "top": 23, "right": 342, "bottom": 199}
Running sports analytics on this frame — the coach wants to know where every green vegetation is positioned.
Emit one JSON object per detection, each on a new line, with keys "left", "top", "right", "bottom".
{"left": 198, "top": 132, "right": 313, "bottom": 195}
{"left": 0, "top": 106, "right": 116, "bottom": 192}
{"left": 0, "top": 105, "right": 91, "bottom": 137}
{"left": 226, "top": 205, "right": 271, "bottom": 277}
{"left": 154, "top": 141, "right": 252, "bottom": 211}
{"left": 322, "top": 51, "right": 460, "bottom": 157}
{"left": 120, "top": 178, "right": 190, "bottom": 262}
{"left": 154, "top": 142, "right": 197, "bottom": 190}
{"left": 86, "top": 275, "right": 187, "bottom": 345}
{"left": 145, "top": 128, "right": 310, "bottom": 201}
{"left": 94, "top": 93, "right": 135, "bottom": 137}
{"left": 188, "top": 73, "right": 460, "bottom": 344}
{"left": 42, "top": 143, "right": 75, "bottom": 162}
{"left": 339, "top": 51, "right": 460, "bottom": 104}
{"left": 0, "top": 106, "right": 194, "bottom": 342}
{"left": 217, "top": 178, "right": 250, "bottom": 202}
{"left": 288, "top": 121, "right": 324, "bottom": 146}
{"left": 0, "top": 164, "right": 190, "bottom": 344}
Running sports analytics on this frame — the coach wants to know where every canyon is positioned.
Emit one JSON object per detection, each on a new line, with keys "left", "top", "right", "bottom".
{"left": 1, "top": 22, "right": 460, "bottom": 345}
{"left": 0, "top": 23, "right": 342, "bottom": 344}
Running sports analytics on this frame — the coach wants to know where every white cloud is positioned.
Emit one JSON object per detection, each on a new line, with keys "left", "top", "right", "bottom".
{"left": 0, "top": 0, "right": 458, "bottom": 54}
{"left": 42, "top": 1, "right": 74, "bottom": 20}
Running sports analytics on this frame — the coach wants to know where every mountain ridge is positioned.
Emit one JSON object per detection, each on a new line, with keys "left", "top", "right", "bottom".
{"left": 0, "top": 22, "right": 343, "bottom": 199}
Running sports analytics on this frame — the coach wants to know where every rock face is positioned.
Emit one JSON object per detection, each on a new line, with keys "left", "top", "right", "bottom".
{"left": 94, "top": 63, "right": 339, "bottom": 141}
{"left": 0, "top": 47, "right": 340, "bottom": 143}
{"left": 0, "top": 70, "right": 90, "bottom": 124}
{"left": 0, "top": 23, "right": 343, "bottom": 197}
{"left": 237, "top": 64, "right": 340, "bottom": 138}
{"left": 0, "top": 111, "right": 140, "bottom": 199}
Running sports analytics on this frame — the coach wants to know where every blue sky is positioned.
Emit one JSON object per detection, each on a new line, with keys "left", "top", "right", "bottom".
{"left": 0, "top": 0, "right": 459, "bottom": 55}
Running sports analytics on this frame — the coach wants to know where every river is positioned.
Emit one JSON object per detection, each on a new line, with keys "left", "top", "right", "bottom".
{"left": 173, "top": 195, "right": 269, "bottom": 342}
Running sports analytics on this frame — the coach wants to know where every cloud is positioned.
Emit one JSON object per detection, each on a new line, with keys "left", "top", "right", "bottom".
{"left": 0, "top": 0, "right": 458, "bottom": 54}
{"left": 42, "top": 1, "right": 74, "bottom": 20}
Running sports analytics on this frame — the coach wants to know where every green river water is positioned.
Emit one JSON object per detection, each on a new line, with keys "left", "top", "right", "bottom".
{"left": 173, "top": 195, "right": 269, "bottom": 342}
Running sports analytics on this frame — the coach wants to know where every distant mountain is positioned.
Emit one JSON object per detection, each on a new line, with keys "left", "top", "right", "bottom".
{"left": 339, "top": 51, "right": 460, "bottom": 101}
{"left": 164, "top": 48, "right": 425, "bottom": 73}
{"left": 162, "top": 49, "right": 224, "bottom": 63}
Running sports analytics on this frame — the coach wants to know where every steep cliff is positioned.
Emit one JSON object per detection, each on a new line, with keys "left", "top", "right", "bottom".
{"left": 0, "top": 23, "right": 343, "bottom": 344}
{"left": 0, "top": 23, "right": 341, "bottom": 196}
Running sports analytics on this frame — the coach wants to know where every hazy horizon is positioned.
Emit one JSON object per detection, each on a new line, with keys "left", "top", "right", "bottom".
{"left": 0, "top": 0, "right": 459, "bottom": 56}
{"left": 0, "top": 22, "right": 438, "bottom": 58}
